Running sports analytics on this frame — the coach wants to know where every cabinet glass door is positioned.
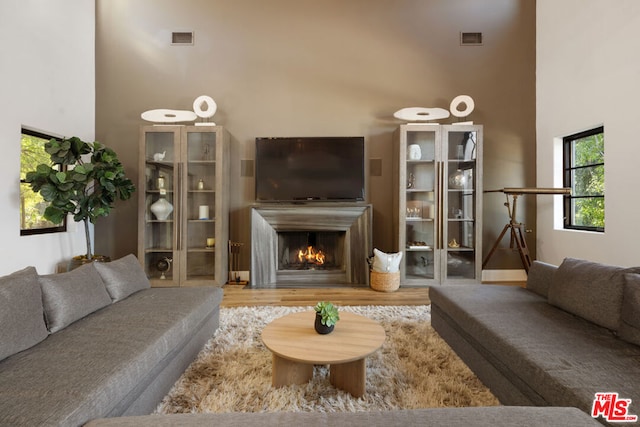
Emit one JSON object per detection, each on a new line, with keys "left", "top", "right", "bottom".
{"left": 182, "top": 129, "right": 217, "bottom": 283}
{"left": 443, "top": 128, "right": 478, "bottom": 280}
{"left": 142, "top": 129, "right": 178, "bottom": 285}
{"left": 402, "top": 128, "right": 440, "bottom": 283}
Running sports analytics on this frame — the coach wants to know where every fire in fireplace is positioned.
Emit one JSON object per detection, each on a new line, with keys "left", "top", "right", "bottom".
{"left": 297, "top": 246, "right": 326, "bottom": 266}
{"left": 278, "top": 231, "right": 344, "bottom": 271}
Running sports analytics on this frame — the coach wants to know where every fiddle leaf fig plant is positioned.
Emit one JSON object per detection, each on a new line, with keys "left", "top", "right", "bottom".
{"left": 25, "top": 136, "right": 136, "bottom": 260}
{"left": 314, "top": 301, "right": 340, "bottom": 327}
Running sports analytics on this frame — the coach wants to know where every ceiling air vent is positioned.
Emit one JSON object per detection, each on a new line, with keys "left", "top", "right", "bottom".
{"left": 171, "top": 31, "right": 194, "bottom": 45}
{"left": 460, "top": 32, "right": 483, "bottom": 46}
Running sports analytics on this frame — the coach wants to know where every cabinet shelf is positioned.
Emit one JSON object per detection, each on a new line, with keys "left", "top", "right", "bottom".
{"left": 146, "top": 190, "right": 175, "bottom": 194}
{"left": 406, "top": 189, "right": 434, "bottom": 193}
{"left": 447, "top": 246, "right": 474, "bottom": 252}
{"left": 145, "top": 248, "right": 173, "bottom": 253}
{"left": 146, "top": 160, "right": 174, "bottom": 166}
{"left": 448, "top": 159, "right": 476, "bottom": 168}
{"left": 407, "top": 246, "right": 432, "bottom": 251}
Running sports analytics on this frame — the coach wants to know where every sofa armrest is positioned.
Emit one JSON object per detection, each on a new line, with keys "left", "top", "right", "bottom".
{"left": 526, "top": 261, "right": 557, "bottom": 298}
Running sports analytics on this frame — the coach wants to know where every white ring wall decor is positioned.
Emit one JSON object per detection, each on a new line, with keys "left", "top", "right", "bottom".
{"left": 193, "top": 95, "right": 217, "bottom": 118}
{"left": 449, "top": 95, "right": 475, "bottom": 118}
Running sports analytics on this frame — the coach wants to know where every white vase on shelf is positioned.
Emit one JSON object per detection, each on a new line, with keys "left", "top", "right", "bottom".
{"left": 150, "top": 197, "right": 173, "bottom": 220}
{"left": 408, "top": 144, "right": 422, "bottom": 160}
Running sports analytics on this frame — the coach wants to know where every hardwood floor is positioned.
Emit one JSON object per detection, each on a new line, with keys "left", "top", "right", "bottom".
{"left": 221, "top": 285, "right": 431, "bottom": 307}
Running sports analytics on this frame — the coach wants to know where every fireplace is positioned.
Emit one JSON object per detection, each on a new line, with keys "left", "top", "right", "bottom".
{"left": 251, "top": 204, "right": 372, "bottom": 287}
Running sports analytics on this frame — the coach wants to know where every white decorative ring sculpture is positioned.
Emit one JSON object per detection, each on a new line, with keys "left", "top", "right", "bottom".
{"left": 193, "top": 95, "right": 217, "bottom": 118}
{"left": 141, "top": 109, "right": 198, "bottom": 123}
{"left": 393, "top": 107, "right": 450, "bottom": 122}
{"left": 449, "top": 95, "right": 475, "bottom": 118}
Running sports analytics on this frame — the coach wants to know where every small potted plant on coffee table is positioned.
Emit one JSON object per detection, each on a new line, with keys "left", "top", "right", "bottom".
{"left": 314, "top": 301, "right": 340, "bottom": 334}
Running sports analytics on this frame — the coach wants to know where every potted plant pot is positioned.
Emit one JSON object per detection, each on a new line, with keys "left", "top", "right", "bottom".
{"left": 314, "top": 312, "right": 335, "bottom": 334}
{"left": 313, "top": 301, "right": 339, "bottom": 334}
{"left": 67, "top": 254, "right": 111, "bottom": 271}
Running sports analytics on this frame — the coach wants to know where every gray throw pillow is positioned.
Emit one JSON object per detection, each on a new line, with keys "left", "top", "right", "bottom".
{"left": 548, "top": 258, "right": 637, "bottom": 331}
{"left": 94, "top": 254, "right": 150, "bottom": 302}
{"left": 618, "top": 273, "right": 640, "bottom": 346}
{"left": 39, "top": 263, "right": 112, "bottom": 333}
{"left": 0, "top": 266, "right": 49, "bottom": 361}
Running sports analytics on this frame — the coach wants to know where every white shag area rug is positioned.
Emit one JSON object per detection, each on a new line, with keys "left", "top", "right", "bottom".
{"left": 156, "top": 305, "right": 499, "bottom": 414}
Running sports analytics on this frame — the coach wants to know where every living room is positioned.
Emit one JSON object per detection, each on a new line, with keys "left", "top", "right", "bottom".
{"left": 4, "top": 1, "right": 638, "bottom": 280}
{"left": 1, "top": 0, "right": 640, "bottom": 425}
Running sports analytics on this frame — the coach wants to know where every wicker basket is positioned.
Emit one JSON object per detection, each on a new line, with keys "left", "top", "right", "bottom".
{"left": 370, "top": 270, "right": 400, "bottom": 292}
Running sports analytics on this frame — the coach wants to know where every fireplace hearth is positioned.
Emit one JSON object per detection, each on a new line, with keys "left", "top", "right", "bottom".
{"left": 251, "top": 204, "right": 372, "bottom": 287}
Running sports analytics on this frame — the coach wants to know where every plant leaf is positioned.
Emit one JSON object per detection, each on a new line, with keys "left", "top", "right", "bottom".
{"left": 43, "top": 205, "right": 65, "bottom": 224}
{"left": 39, "top": 183, "right": 58, "bottom": 201}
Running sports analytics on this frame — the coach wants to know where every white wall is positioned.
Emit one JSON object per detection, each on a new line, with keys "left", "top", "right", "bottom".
{"left": 0, "top": 0, "right": 95, "bottom": 275}
{"left": 537, "top": 0, "right": 640, "bottom": 266}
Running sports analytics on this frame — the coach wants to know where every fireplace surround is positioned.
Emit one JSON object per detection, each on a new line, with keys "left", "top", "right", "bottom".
{"left": 251, "top": 204, "right": 372, "bottom": 287}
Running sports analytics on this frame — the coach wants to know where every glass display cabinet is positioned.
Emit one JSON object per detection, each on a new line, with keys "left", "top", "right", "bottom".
{"left": 138, "top": 125, "right": 229, "bottom": 286}
{"left": 393, "top": 124, "right": 482, "bottom": 285}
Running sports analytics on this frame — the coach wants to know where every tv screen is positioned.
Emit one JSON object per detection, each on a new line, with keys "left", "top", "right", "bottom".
{"left": 255, "top": 136, "right": 365, "bottom": 202}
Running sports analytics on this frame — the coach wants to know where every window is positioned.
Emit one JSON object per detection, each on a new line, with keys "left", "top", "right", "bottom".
{"left": 563, "top": 126, "right": 604, "bottom": 232}
{"left": 20, "top": 128, "right": 66, "bottom": 235}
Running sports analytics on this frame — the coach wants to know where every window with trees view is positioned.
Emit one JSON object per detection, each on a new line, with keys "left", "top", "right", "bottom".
{"left": 563, "top": 126, "right": 604, "bottom": 232}
{"left": 20, "top": 128, "right": 66, "bottom": 235}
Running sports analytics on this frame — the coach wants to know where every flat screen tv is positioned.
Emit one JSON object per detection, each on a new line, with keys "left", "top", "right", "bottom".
{"left": 255, "top": 136, "right": 365, "bottom": 202}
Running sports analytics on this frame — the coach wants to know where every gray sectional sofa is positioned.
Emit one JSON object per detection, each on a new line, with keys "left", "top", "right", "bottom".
{"left": 431, "top": 258, "right": 640, "bottom": 425}
{"left": 0, "top": 254, "right": 223, "bottom": 427}
{"left": 84, "top": 406, "right": 600, "bottom": 426}
{"left": 81, "top": 259, "right": 600, "bottom": 427}
{"left": 1, "top": 252, "right": 615, "bottom": 426}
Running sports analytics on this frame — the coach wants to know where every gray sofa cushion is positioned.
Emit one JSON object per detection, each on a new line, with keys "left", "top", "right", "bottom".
{"left": 0, "top": 267, "right": 48, "bottom": 362}
{"left": 526, "top": 260, "right": 557, "bottom": 298}
{"left": 39, "top": 263, "right": 112, "bottom": 333}
{"left": 548, "top": 257, "right": 630, "bottom": 330}
{"left": 0, "top": 287, "right": 222, "bottom": 427}
{"left": 619, "top": 273, "right": 640, "bottom": 346}
{"left": 94, "top": 254, "right": 150, "bottom": 302}
{"left": 430, "top": 284, "right": 640, "bottom": 417}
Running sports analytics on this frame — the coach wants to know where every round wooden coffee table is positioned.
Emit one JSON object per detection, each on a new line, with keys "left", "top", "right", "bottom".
{"left": 261, "top": 311, "right": 386, "bottom": 397}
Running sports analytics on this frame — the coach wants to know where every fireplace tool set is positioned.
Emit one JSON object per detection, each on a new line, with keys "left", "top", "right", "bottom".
{"left": 228, "top": 241, "right": 246, "bottom": 285}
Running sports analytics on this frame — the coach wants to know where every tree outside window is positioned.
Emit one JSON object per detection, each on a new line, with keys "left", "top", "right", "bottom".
{"left": 20, "top": 128, "right": 66, "bottom": 235}
{"left": 563, "top": 126, "right": 604, "bottom": 232}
